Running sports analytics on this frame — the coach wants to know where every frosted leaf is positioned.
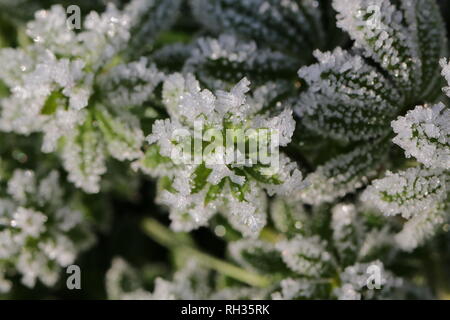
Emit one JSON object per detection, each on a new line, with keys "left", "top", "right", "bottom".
{"left": 331, "top": 203, "right": 358, "bottom": 264}
{"left": 139, "top": 75, "right": 304, "bottom": 236}
{"left": 41, "top": 109, "right": 86, "bottom": 153}
{"left": 271, "top": 278, "right": 319, "bottom": 300}
{"left": 246, "top": 81, "right": 294, "bottom": 113}
{"left": 105, "top": 257, "right": 142, "bottom": 300}
{"left": 270, "top": 196, "right": 308, "bottom": 235}
{"left": 79, "top": 4, "right": 132, "bottom": 67}
{"left": 124, "top": 0, "right": 182, "bottom": 59}
{"left": 333, "top": 0, "right": 447, "bottom": 102}
{"left": 0, "top": 94, "right": 47, "bottom": 135}
{"left": 107, "top": 258, "right": 211, "bottom": 300}
{"left": 12, "top": 207, "right": 47, "bottom": 238}
{"left": 39, "top": 234, "right": 76, "bottom": 266}
{"left": 261, "top": 154, "right": 305, "bottom": 197}
{"left": 184, "top": 34, "right": 298, "bottom": 88}
{"left": 26, "top": 5, "right": 77, "bottom": 55}
{"left": 358, "top": 226, "right": 393, "bottom": 260}
{"left": 335, "top": 283, "right": 361, "bottom": 300}
{"left": 251, "top": 109, "right": 295, "bottom": 148}
{"left": 0, "top": 169, "right": 94, "bottom": 292}
{"left": 16, "top": 250, "right": 58, "bottom": 288}
{"left": 215, "top": 77, "right": 251, "bottom": 120}
{"left": 221, "top": 183, "right": 268, "bottom": 237}
{"left": 441, "top": 58, "right": 450, "bottom": 97}
{"left": 297, "top": 142, "right": 389, "bottom": 205}
{"left": 395, "top": 204, "right": 447, "bottom": 251}
{"left": 190, "top": 0, "right": 326, "bottom": 57}
{"left": 172, "top": 260, "right": 212, "bottom": 300}
{"left": 229, "top": 239, "right": 289, "bottom": 274}
{"left": 62, "top": 123, "right": 107, "bottom": 194}
{"left": 98, "top": 58, "right": 164, "bottom": 109}
{"left": 161, "top": 73, "right": 217, "bottom": 124}
{"left": 401, "top": 0, "right": 447, "bottom": 100}
{"left": 162, "top": 198, "right": 216, "bottom": 233}
{"left": 0, "top": 48, "right": 34, "bottom": 88}
{"left": 392, "top": 103, "right": 450, "bottom": 170}
{"left": 0, "top": 1, "right": 164, "bottom": 192}
{"left": 0, "top": 229, "right": 19, "bottom": 259}
{"left": 361, "top": 167, "right": 448, "bottom": 219}
{"left": 151, "top": 43, "right": 194, "bottom": 72}
{"left": 276, "top": 235, "right": 331, "bottom": 277}
{"left": 7, "top": 169, "right": 36, "bottom": 204}
{"left": 296, "top": 48, "right": 401, "bottom": 141}
{"left": 94, "top": 106, "right": 144, "bottom": 161}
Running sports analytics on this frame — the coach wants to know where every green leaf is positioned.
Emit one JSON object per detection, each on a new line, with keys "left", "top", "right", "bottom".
{"left": 141, "top": 145, "right": 172, "bottom": 170}
{"left": 41, "top": 91, "right": 65, "bottom": 115}
{"left": 190, "top": 163, "right": 212, "bottom": 194}
{"left": 205, "top": 179, "right": 225, "bottom": 205}
{"left": 229, "top": 239, "right": 291, "bottom": 275}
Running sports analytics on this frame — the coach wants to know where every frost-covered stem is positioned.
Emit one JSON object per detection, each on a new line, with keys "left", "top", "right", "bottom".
{"left": 142, "top": 218, "right": 272, "bottom": 288}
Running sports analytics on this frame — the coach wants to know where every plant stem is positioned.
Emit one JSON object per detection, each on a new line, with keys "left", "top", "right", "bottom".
{"left": 142, "top": 218, "right": 272, "bottom": 288}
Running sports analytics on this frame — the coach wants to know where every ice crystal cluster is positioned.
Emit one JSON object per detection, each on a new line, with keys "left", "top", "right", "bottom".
{"left": 133, "top": 73, "right": 303, "bottom": 236}
{"left": 0, "top": 0, "right": 450, "bottom": 300}
{"left": 0, "top": 0, "right": 173, "bottom": 193}
{"left": 0, "top": 168, "right": 93, "bottom": 292}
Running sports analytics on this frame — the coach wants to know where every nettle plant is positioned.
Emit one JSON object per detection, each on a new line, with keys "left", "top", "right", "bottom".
{"left": 0, "top": 0, "right": 449, "bottom": 300}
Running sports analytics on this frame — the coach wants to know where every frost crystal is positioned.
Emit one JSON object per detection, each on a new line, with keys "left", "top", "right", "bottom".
{"left": 276, "top": 235, "right": 331, "bottom": 277}
{"left": 362, "top": 167, "right": 448, "bottom": 219}
{"left": 392, "top": 103, "right": 450, "bottom": 170}
{"left": 0, "top": 1, "right": 167, "bottom": 193}
{"left": 297, "top": 142, "right": 389, "bottom": 205}
{"left": 332, "top": 0, "right": 447, "bottom": 102}
{"left": 0, "top": 170, "right": 94, "bottom": 290}
{"left": 106, "top": 258, "right": 211, "bottom": 300}
{"left": 190, "top": 0, "right": 326, "bottom": 57}
{"left": 395, "top": 204, "right": 447, "bottom": 251}
{"left": 296, "top": 48, "right": 401, "bottom": 141}
{"left": 134, "top": 74, "right": 304, "bottom": 236}
{"left": 184, "top": 34, "right": 298, "bottom": 88}
{"left": 362, "top": 53, "right": 450, "bottom": 251}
